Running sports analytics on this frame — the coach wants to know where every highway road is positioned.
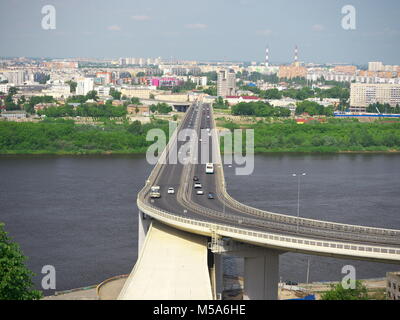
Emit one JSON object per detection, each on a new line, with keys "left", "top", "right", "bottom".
{"left": 143, "top": 103, "right": 400, "bottom": 249}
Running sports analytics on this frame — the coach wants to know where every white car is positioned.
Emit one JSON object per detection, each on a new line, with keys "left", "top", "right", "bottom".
{"left": 168, "top": 187, "right": 175, "bottom": 194}
{"left": 196, "top": 190, "right": 204, "bottom": 195}
{"left": 194, "top": 182, "right": 202, "bottom": 189}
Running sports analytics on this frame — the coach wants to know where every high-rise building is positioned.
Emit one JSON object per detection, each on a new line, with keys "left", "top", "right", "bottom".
{"left": 76, "top": 78, "right": 94, "bottom": 95}
{"left": 278, "top": 65, "right": 307, "bottom": 79}
{"left": 3, "top": 70, "right": 26, "bottom": 85}
{"left": 368, "top": 61, "right": 384, "bottom": 72}
{"left": 217, "top": 69, "right": 236, "bottom": 97}
{"left": 334, "top": 65, "right": 357, "bottom": 75}
{"left": 95, "top": 72, "right": 112, "bottom": 85}
{"left": 350, "top": 83, "right": 400, "bottom": 112}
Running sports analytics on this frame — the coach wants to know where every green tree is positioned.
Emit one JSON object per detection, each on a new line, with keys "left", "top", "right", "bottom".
{"left": 261, "top": 88, "right": 282, "bottom": 100}
{"left": 0, "top": 223, "right": 43, "bottom": 300}
{"left": 85, "top": 90, "right": 99, "bottom": 101}
{"left": 8, "top": 87, "right": 18, "bottom": 96}
{"left": 202, "top": 86, "right": 217, "bottom": 96}
{"left": 127, "top": 120, "right": 143, "bottom": 135}
{"left": 131, "top": 97, "right": 141, "bottom": 105}
{"left": 321, "top": 281, "right": 369, "bottom": 300}
{"left": 149, "top": 103, "right": 172, "bottom": 114}
{"left": 213, "top": 97, "right": 229, "bottom": 109}
{"left": 65, "top": 81, "right": 77, "bottom": 93}
{"left": 109, "top": 88, "right": 122, "bottom": 100}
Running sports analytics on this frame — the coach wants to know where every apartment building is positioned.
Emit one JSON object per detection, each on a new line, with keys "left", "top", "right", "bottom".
{"left": 333, "top": 65, "right": 357, "bottom": 75}
{"left": 76, "top": 78, "right": 94, "bottom": 95}
{"left": 350, "top": 83, "right": 400, "bottom": 112}
{"left": 278, "top": 65, "right": 307, "bottom": 79}
{"left": 120, "top": 86, "right": 158, "bottom": 99}
{"left": 217, "top": 69, "right": 236, "bottom": 97}
{"left": 41, "top": 84, "right": 71, "bottom": 98}
{"left": 2, "top": 70, "right": 26, "bottom": 85}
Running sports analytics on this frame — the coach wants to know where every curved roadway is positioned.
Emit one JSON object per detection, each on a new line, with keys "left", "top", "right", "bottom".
{"left": 142, "top": 102, "right": 400, "bottom": 257}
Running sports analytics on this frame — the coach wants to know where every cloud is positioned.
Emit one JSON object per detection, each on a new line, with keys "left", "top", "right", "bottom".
{"left": 256, "top": 29, "right": 273, "bottom": 36}
{"left": 312, "top": 24, "right": 325, "bottom": 32}
{"left": 185, "top": 23, "right": 208, "bottom": 29}
{"left": 107, "top": 25, "right": 121, "bottom": 31}
{"left": 131, "top": 15, "right": 150, "bottom": 21}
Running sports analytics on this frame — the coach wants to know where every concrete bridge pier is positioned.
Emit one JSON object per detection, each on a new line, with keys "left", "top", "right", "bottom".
{"left": 211, "top": 237, "right": 283, "bottom": 300}
{"left": 243, "top": 249, "right": 280, "bottom": 300}
{"left": 213, "top": 254, "right": 224, "bottom": 300}
{"left": 138, "top": 210, "right": 151, "bottom": 255}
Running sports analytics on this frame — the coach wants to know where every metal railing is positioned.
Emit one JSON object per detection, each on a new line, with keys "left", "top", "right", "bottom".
{"left": 137, "top": 196, "right": 400, "bottom": 258}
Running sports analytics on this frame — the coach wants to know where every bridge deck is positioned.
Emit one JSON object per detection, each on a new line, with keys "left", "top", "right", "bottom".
{"left": 118, "top": 221, "right": 213, "bottom": 300}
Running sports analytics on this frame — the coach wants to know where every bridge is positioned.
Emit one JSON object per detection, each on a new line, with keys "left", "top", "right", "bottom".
{"left": 118, "top": 102, "right": 400, "bottom": 300}
{"left": 140, "top": 99, "right": 191, "bottom": 112}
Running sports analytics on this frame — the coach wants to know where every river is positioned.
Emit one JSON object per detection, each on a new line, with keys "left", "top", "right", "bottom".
{"left": 0, "top": 154, "right": 399, "bottom": 295}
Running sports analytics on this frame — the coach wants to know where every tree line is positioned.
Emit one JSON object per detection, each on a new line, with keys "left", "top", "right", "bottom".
{"left": 0, "top": 118, "right": 170, "bottom": 154}
{"left": 219, "top": 120, "right": 400, "bottom": 153}
{"left": 231, "top": 101, "right": 291, "bottom": 117}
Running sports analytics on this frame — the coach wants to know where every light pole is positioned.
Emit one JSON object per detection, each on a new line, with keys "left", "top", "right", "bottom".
{"left": 292, "top": 173, "right": 306, "bottom": 233}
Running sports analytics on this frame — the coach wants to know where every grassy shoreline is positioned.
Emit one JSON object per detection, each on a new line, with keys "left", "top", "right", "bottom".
{"left": 1, "top": 120, "right": 400, "bottom": 156}
{"left": 1, "top": 148, "right": 400, "bottom": 156}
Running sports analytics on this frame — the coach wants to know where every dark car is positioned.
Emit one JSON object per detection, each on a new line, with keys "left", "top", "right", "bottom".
{"left": 208, "top": 192, "right": 215, "bottom": 199}
{"left": 193, "top": 176, "right": 199, "bottom": 181}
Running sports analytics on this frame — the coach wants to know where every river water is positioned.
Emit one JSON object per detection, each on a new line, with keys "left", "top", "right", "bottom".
{"left": 0, "top": 154, "right": 399, "bottom": 295}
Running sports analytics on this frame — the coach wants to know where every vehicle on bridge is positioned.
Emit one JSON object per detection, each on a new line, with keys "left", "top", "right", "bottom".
{"left": 206, "top": 163, "right": 214, "bottom": 174}
{"left": 150, "top": 186, "right": 161, "bottom": 199}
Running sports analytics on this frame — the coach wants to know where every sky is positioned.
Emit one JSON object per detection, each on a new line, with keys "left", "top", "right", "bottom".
{"left": 0, "top": 0, "right": 399, "bottom": 64}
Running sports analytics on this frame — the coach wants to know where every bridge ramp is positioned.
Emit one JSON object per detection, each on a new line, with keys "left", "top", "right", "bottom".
{"left": 118, "top": 221, "right": 213, "bottom": 300}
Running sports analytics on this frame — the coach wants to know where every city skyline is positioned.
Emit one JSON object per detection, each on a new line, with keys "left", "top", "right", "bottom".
{"left": 0, "top": 0, "right": 400, "bottom": 64}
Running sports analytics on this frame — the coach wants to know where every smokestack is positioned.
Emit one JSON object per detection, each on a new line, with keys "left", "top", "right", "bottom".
{"left": 265, "top": 46, "right": 269, "bottom": 67}
{"left": 294, "top": 45, "right": 299, "bottom": 64}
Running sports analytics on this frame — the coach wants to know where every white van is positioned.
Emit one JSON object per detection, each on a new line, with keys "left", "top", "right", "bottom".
{"left": 206, "top": 163, "right": 214, "bottom": 174}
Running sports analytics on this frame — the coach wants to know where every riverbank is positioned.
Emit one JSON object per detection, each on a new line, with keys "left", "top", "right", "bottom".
{"left": 0, "top": 119, "right": 169, "bottom": 155}
{"left": 218, "top": 120, "right": 400, "bottom": 154}
{"left": 1, "top": 119, "right": 400, "bottom": 155}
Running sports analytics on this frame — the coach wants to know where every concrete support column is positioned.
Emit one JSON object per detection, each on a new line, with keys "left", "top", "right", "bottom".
{"left": 243, "top": 250, "right": 280, "bottom": 300}
{"left": 138, "top": 210, "right": 151, "bottom": 255}
{"left": 214, "top": 254, "right": 224, "bottom": 300}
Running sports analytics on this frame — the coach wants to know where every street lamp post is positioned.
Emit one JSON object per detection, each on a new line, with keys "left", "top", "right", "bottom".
{"left": 292, "top": 173, "right": 306, "bottom": 233}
